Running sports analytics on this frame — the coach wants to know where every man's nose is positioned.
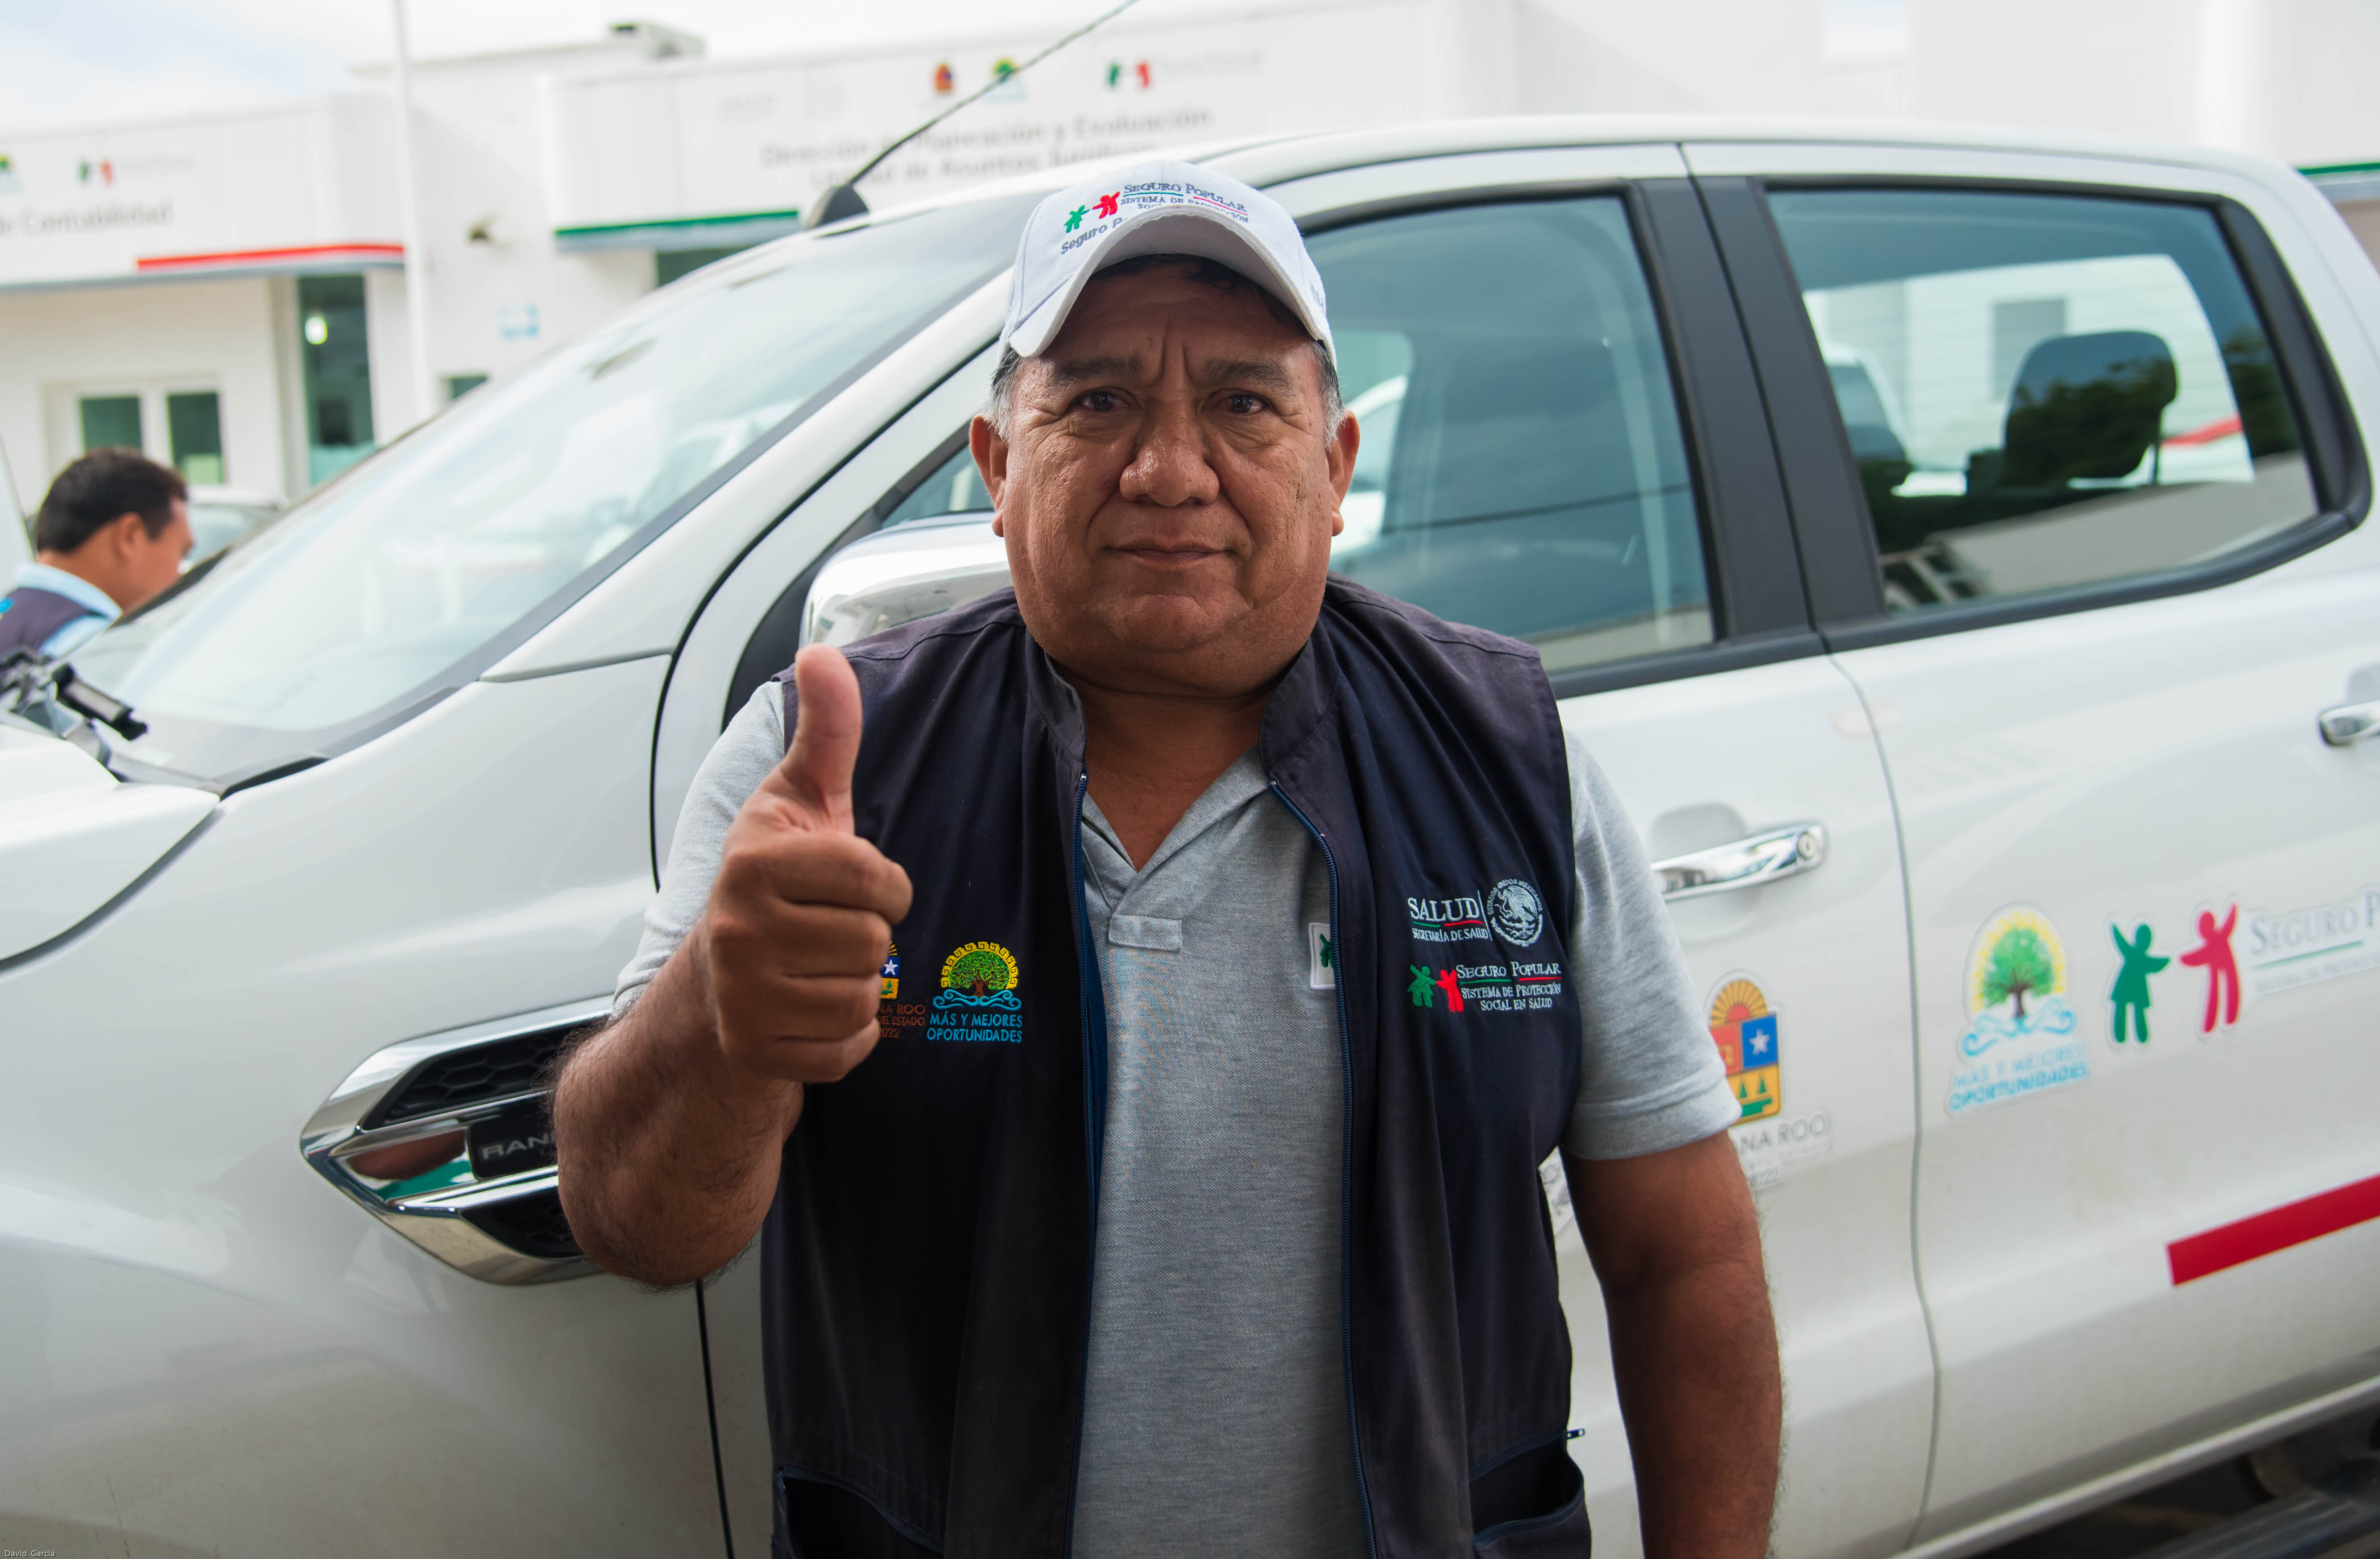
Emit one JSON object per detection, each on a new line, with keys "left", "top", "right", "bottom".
{"left": 1118, "top": 405, "right": 1221, "bottom": 508}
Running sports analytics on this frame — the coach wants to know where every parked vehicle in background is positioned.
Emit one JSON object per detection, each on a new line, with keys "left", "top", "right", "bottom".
{"left": 181, "top": 485, "right": 285, "bottom": 567}
{"left": 6, "top": 118, "right": 2378, "bottom": 1559}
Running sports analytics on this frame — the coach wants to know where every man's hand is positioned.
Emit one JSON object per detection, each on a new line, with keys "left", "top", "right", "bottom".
{"left": 1566, "top": 1132, "right": 1780, "bottom": 1559}
{"left": 703, "top": 644, "right": 913, "bottom": 1085}
{"left": 555, "top": 645, "right": 911, "bottom": 1287}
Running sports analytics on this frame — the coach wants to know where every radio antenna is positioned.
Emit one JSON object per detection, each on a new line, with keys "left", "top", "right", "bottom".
{"left": 803, "top": 0, "right": 1149, "bottom": 229}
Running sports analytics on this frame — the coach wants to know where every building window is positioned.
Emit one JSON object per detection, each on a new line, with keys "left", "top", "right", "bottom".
{"left": 79, "top": 394, "right": 142, "bottom": 452}
{"left": 298, "top": 273, "right": 375, "bottom": 486}
{"left": 167, "top": 390, "right": 225, "bottom": 484}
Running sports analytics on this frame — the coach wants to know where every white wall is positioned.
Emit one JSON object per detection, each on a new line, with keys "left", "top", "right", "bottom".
{"left": 1509, "top": 0, "right": 2380, "bottom": 168}
{"left": 0, "top": 275, "right": 290, "bottom": 515}
{"left": 395, "top": 49, "right": 660, "bottom": 407}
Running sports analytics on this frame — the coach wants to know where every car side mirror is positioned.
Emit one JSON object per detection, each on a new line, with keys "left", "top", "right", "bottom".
{"left": 802, "top": 515, "right": 1010, "bottom": 648}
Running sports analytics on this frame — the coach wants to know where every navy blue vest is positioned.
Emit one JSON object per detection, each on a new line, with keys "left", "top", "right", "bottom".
{"left": 0, "top": 586, "right": 105, "bottom": 658}
{"left": 765, "top": 581, "right": 1590, "bottom": 1558}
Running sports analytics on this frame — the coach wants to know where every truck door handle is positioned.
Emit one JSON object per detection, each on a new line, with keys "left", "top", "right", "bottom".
{"left": 2318, "top": 700, "right": 2380, "bottom": 746}
{"left": 1652, "top": 823, "right": 1826, "bottom": 901}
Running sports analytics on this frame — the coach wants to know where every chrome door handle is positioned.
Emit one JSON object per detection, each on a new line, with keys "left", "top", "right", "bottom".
{"left": 1652, "top": 823, "right": 1826, "bottom": 901}
{"left": 2319, "top": 700, "right": 2380, "bottom": 746}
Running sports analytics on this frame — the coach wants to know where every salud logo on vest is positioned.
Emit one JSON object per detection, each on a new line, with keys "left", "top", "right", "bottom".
{"left": 927, "top": 940, "right": 1024, "bottom": 1044}
{"left": 1408, "top": 893, "right": 1490, "bottom": 944}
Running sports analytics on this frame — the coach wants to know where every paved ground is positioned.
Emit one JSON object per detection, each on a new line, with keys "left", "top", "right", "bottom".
{"left": 1974, "top": 1409, "right": 2380, "bottom": 1559}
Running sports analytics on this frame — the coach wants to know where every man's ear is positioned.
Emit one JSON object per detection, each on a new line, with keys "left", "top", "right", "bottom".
{"left": 1326, "top": 410, "right": 1361, "bottom": 537}
{"left": 106, "top": 510, "right": 148, "bottom": 557}
{"left": 970, "top": 416, "right": 1010, "bottom": 537}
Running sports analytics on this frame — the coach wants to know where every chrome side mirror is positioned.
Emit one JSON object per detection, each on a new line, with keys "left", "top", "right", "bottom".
{"left": 803, "top": 514, "right": 1009, "bottom": 647}
{"left": 300, "top": 999, "right": 608, "bottom": 1285}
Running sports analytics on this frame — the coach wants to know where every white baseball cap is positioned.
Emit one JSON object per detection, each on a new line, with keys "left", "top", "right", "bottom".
{"left": 1000, "top": 159, "right": 1333, "bottom": 362}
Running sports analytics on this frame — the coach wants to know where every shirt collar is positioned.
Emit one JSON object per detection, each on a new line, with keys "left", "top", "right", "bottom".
{"left": 14, "top": 562, "right": 120, "bottom": 624}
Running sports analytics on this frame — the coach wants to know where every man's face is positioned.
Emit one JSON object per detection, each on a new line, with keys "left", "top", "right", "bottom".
{"left": 119, "top": 498, "right": 193, "bottom": 612}
{"left": 972, "top": 262, "right": 1358, "bottom": 700}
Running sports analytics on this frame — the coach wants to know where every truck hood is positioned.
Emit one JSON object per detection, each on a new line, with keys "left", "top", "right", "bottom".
{"left": 0, "top": 723, "right": 215, "bottom": 961}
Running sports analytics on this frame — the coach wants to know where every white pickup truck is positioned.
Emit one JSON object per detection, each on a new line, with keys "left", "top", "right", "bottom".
{"left": 5, "top": 117, "right": 2377, "bottom": 1559}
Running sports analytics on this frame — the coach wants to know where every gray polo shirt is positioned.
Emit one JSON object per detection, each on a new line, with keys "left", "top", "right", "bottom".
{"left": 617, "top": 681, "right": 1736, "bottom": 1557}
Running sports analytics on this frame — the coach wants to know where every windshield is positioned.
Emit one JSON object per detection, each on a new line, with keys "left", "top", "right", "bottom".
{"left": 76, "top": 195, "right": 1031, "bottom": 788}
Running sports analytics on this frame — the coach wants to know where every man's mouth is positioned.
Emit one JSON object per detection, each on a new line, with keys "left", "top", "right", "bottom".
{"left": 1108, "top": 543, "right": 1229, "bottom": 570}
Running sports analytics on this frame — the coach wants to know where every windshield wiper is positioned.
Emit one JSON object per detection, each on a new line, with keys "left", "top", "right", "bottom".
{"left": 2, "top": 649, "right": 149, "bottom": 753}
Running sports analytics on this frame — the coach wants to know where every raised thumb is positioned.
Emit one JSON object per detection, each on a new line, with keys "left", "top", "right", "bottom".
{"left": 770, "top": 644, "right": 862, "bottom": 832}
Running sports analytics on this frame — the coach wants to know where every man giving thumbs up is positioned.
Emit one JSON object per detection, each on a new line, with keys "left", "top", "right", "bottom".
{"left": 555, "top": 159, "right": 1777, "bottom": 1559}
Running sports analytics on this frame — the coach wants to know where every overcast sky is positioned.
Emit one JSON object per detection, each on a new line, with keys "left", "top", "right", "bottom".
{"left": 0, "top": 0, "right": 1144, "bottom": 132}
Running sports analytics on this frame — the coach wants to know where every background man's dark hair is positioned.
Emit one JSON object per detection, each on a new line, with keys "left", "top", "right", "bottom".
{"left": 35, "top": 447, "right": 189, "bottom": 554}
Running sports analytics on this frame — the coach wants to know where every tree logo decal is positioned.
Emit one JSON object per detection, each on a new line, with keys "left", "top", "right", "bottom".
{"left": 1948, "top": 905, "right": 2089, "bottom": 1115}
{"left": 936, "top": 941, "right": 1022, "bottom": 1011}
{"left": 1971, "top": 910, "right": 2064, "bottom": 1029}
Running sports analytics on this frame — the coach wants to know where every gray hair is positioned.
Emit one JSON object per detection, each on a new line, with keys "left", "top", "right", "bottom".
{"left": 984, "top": 254, "right": 1341, "bottom": 437}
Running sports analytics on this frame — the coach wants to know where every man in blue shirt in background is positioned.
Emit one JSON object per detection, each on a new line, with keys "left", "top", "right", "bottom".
{"left": 0, "top": 448, "right": 192, "bottom": 659}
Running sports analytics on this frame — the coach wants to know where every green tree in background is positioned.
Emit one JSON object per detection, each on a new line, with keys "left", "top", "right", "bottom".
{"left": 1982, "top": 927, "right": 2056, "bottom": 1021}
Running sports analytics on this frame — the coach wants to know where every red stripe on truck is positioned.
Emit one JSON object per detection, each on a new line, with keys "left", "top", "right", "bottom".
{"left": 2168, "top": 1172, "right": 2380, "bottom": 1285}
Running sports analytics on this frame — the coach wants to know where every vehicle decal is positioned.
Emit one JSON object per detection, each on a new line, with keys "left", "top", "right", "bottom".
{"left": 1946, "top": 906, "right": 2089, "bottom": 1115}
{"left": 1730, "top": 1110, "right": 1832, "bottom": 1192}
{"left": 2238, "top": 886, "right": 2380, "bottom": 1002}
{"left": 2177, "top": 904, "right": 2244, "bottom": 1036}
{"left": 2106, "top": 919, "right": 2173, "bottom": 1045}
{"left": 2169, "top": 1171, "right": 2380, "bottom": 1284}
{"left": 1707, "top": 975, "right": 1782, "bottom": 1124}
{"left": 2098, "top": 886, "right": 2380, "bottom": 1048}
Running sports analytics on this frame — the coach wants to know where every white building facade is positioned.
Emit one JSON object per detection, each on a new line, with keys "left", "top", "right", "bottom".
{"left": 3, "top": 0, "right": 2377, "bottom": 515}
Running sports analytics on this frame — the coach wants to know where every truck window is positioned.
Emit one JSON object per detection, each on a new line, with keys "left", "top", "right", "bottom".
{"left": 1304, "top": 196, "right": 1712, "bottom": 672}
{"left": 1767, "top": 188, "right": 2313, "bottom": 612}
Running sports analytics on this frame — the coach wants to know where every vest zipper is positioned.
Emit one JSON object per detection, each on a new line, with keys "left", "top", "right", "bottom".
{"left": 1062, "top": 770, "right": 1106, "bottom": 1557}
{"left": 1271, "top": 782, "right": 1381, "bottom": 1559}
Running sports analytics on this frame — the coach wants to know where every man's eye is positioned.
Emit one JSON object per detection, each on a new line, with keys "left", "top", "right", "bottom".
{"left": 1222, "top": 393, "right": 1268, "bottom": 415}
{"left": 1076, "top": 390, "right": 1126, "bottom": 414}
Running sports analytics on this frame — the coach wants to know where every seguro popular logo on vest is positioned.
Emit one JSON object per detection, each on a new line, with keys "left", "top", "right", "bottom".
{"left": 1406, "top": 878, "right": 1563, "bottom": 1015}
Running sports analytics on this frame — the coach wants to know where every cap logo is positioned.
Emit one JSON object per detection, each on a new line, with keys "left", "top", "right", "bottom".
{"left": 1054, "top": 181, "right": 1254, "bottom": 257}
{"left": 1007, "top": 158, "right": 1328, "bottom": 363}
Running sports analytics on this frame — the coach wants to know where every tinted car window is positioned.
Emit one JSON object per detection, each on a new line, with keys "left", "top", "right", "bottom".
{"left": 1305, "top": 198, "right": 1712, "bottom": 671}
{"left": 883, "top": 445, "right": 991, "bottom": 526}
{"left": 1768, "top": 189, "right": 2313, "bottom": 613}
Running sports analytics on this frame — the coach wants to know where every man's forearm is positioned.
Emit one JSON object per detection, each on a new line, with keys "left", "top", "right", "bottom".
{"left": 1603, "top": 1250, "right": 1780, "bottom": 1558}
{"left": 554, "top": 928, "right": 803, "bottom": 1286}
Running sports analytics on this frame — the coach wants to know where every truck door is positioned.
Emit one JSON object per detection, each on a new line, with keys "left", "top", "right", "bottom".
{"left": 1705, "top": 156, "right": 2380, "bottom": 1542}
{"left": 1282, "top": 150, "right": 1932, "bottom": 1559}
